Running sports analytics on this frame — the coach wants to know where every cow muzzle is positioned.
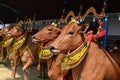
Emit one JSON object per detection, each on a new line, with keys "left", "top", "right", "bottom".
{"left": 32, "top": 36, "right": 39, "bottom": 43}
{"left": 6, "top": 32, "right": 11, "bottom": 37}
{"left": 49, "top": 46, "right": 61, "bottom": 55}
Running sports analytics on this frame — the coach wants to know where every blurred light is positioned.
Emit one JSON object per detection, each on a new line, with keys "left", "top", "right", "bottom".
{"left": 93, "top": 17, "right": 95, "bottom": 22}
{"left": 80, "top": 19, "right": 83, "bottom": 22}
{"left": 5, "top": 24, "right": 10, "bottom": 27}
{"left": 118, "top": 15, "right": 120, "bottom": 21}
{"left": 105, "top": 16, "right": 108, "bottom": 22}
{"left": 0, "top": 24, "right": 4, "bottom": 29}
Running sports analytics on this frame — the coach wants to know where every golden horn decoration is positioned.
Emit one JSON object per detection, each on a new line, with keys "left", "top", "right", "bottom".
{"left": 16, "top": 18, "right": 19, "bottom": 23}
{"left": 24, "top": 16, "right": 27, "bottom": 23}
{"left": 14, "top": 18, "right": 19, "bottom": 25}
{"left": 59, "top": 11, "right": 76, "bottom": 23}
{"left": 32, "top": 13, "right": 36, "bottom": 22}
{"left": 75, "top": 9, "right": 82, "bottom": 20}
{"left": 25, "top": 18, "right": 31, "bottom": 24}
{"left": 17, "top": 20, "right": 23, "bottom": 27}
{"left": 81, "top": 6, "right": 105, "bottom": 20}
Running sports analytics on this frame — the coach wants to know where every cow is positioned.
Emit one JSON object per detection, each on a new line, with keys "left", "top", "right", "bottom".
{"left": 0, "top": 26, "right": 14, "bottom": 62}
{"left": 48, "top": 19, "right": 120, "bottom": 80}
{"left": 21, "top": 23, "right": 61, "bottom": 80}
{"left": 31, "top": 22, "right": 73, "bottom": 80}
{"left": 6, "top": 20, "right": 35, "bottom": 80}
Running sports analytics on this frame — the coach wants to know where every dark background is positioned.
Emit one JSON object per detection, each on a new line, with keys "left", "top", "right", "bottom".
{"left": 0, "top": 0, "right": 119, "bottom": 23}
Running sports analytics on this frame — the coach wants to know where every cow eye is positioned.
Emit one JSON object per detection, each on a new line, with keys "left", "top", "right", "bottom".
{"left": 48, "top": 28, "right": 52, "bottom": 31}
{"left": 48, "top": 28, "right": 52, "bottom": 34}
{"left": 68, "top": 31, "right": 74, "bottom": 35}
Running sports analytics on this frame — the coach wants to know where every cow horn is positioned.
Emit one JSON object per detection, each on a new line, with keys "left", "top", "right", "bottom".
{"left": 17, "top": 20, "right": 24, "bottom": 27}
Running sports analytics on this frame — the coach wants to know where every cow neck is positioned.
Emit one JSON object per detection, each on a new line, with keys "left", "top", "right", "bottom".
{"left": 15, "top": 31, "right": 27, "bottom": 41}
{"left": 40, "top": 39, "right": 55, "bottom": 51}
{"left": 39, "top": 41, "right": 54, "bottom": 60}
{"left": 13, "top": 32, "right": 27, "bottom": 50}
{"left": 2, "top": 37, "right": 14, "bottom": 47}
{"left": 60, "top": 29, "right": 107, "bottom": 69}
{"left": 61, "top": 39, "right": 90, "bottom": 69}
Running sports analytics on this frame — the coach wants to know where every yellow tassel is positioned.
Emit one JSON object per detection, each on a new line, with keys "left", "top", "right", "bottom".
{"left": 37, "top": 64, "right": 40, "bottom": 70}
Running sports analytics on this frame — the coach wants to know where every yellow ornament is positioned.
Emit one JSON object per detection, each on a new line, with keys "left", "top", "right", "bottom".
{"left": 51, "top": 22, "right": 57, "bottom": 26}
{"left": 70, "top": 18, "right": 77, "bottom": 23}
{"left": 13, "top": 36, "right": 26, "bottom": 49}
{"left": 39, "top": 48, "right": 53, "bottom": 59}
{"left": 3, "top": 37, "right": 14, "bottom": 47}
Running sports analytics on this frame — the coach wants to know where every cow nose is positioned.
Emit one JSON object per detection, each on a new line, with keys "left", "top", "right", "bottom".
{"left": 32, "top": 36, "right": 36, "bottom": 42}
{"left": 49, "top": 46, "right": 60, "bottom": 55}
{"left": 32, "top": 36, "right": 35, "bottom": 39}
{"left": 49, "top": 46, "right": 55, "bottom": 50}
{"left": 6, "top": 32, "right": 11, "bottom": 37}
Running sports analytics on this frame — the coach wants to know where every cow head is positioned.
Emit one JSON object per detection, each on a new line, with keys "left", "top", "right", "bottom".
{"left": 49, "top": 19, "right": 99, "bottom": 55}
{"left": 6, "top": 20, "right": 26, "bottom": 38}
{"left": 32, "top": 23, "right": 61, "bottom": 43}
{"left": 0, "top": 26, "right": 12, "bottom": 40}
{"left": 0, "top": 26, "right": 10, "bottom": 36}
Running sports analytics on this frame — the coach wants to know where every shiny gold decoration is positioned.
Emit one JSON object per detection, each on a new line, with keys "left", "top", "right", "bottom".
{"left": 2, "top": 37, "right": 14, "bottom": 47}
{"left": 13, "top": 36, "right": 27, "bottom": 50}
{"left": 39, "top": 48, "right": 53, "bottom": 60}
{"left": 81, "top": 6, "right": 105, "bottom": 20}
{"left": 61, "top": 41, "right": 90, "bottom": 69}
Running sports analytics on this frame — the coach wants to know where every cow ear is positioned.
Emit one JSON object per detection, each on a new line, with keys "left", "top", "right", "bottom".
{"left": 55, "top": 27, "right": 61, "bottom": 35}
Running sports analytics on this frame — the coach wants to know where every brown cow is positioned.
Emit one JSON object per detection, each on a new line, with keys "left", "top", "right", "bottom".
{"left": 31, "top": 23, "right": 73, "bottom": 80}
{"left": 0, "top": 26, "right": 14, "bottom": 62}
{"left": 48, "top": 19, "right": 120, "bottom": 80}
{"left": 21, "top": 23, "right": 61, "bottom": 80}
{"left": 6, "top": 23, "right": 34, "bottom": 80}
